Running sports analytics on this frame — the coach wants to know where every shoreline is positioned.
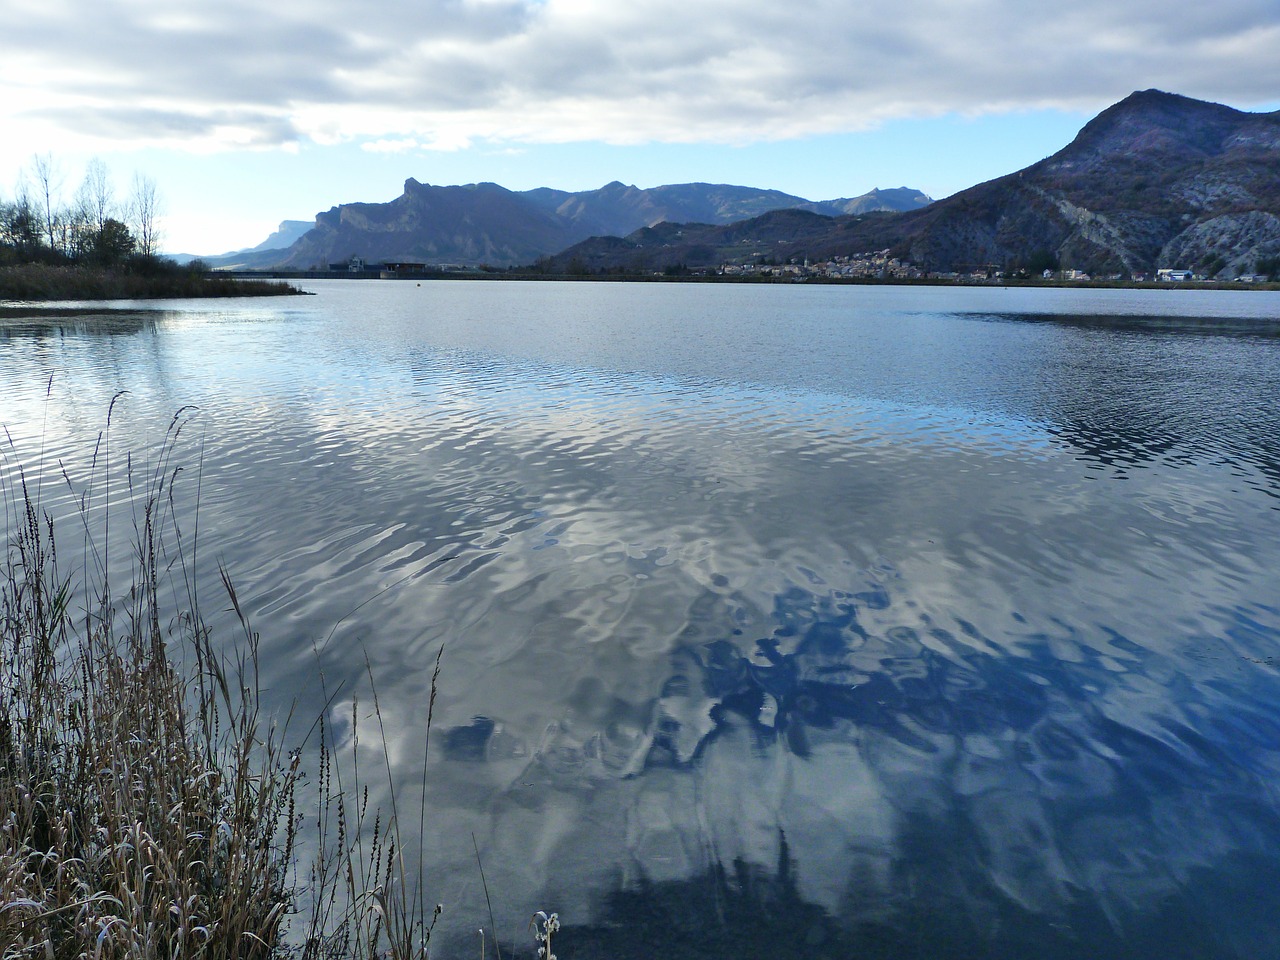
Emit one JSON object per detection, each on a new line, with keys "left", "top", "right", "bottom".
{"left": 222, "top": 269, "right": 1280, "bottom": 292}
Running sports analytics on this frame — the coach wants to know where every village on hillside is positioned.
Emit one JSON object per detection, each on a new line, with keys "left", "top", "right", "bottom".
{"left": 718, "top": 253, "right": 1274, "bottom": 284}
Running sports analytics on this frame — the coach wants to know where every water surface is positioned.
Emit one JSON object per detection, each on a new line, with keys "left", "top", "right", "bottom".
{"left": 3, "top": 281, "right": 1280, "bottom": 959}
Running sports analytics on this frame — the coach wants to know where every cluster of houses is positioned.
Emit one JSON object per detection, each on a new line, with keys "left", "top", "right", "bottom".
{"left": 719, "top": 251, "right": 922, "bottom": 280}
{"left": 1153, "top": 268, "right": 1271, "bottom": 283}
{"left": 715, "top": 260, "right": 1271, "bottom": 284}
{"left": 1014, "top": 267, "right": 1270, "bottom": 283}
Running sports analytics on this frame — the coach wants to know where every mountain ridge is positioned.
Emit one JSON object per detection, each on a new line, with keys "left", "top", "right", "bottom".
{"left": 547, "top": 90, "right": 1280, "bottom": 278}
{"left": 228, "top": 181, "right": 931, "bottom": 270}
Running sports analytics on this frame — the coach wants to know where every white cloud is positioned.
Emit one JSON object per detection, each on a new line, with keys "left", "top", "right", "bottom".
{"left": 3, "top": 0, "right": 1279, "bottom": 158}
{"left": 360, "top": 138, "right": 423, "bottom": 154}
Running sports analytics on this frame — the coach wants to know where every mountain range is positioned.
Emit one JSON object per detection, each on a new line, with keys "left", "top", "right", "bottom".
{"left": 215, "top": 90, "right": 1280, "bottom": 279}
{"left": 206, "top": 184, "right": 931, "bottom": 270}
{"left": 548, "top": 90, "right": 1280, "bottom": 277}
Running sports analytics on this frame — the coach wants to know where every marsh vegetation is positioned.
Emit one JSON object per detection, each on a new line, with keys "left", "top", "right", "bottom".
{"left": 0, "top": 414, "right": 451, "bottom": 959}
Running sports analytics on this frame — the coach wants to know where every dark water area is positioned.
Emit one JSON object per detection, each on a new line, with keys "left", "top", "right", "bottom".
{"left": 3, "top": 281, "right": 1280, "bottom": 958}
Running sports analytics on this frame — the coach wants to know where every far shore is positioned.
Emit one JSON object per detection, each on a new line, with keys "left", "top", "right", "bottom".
{"left": 222, "top": 268, "right": 1280, "bottom": 292}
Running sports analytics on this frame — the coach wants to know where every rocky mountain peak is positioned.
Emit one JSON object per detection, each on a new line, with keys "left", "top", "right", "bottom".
{"left": 1049, "top": 90, "right": 1251, "bottom": 172}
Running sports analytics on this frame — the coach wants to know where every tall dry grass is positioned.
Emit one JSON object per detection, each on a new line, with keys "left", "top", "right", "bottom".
{"left": 1, "top": 406, "right": 445, "bottom": 960}
{"left": 0, "top": 263, "right": 303, "bottom": 300}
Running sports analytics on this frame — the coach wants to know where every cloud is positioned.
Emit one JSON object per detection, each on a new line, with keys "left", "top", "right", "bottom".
{"left": 360, "top": 138, "right": 422, "bottom": 154}
{"left": 3, "top": 0, "right": 1279, "bottom": 155}
{"left": 25, "top": 106, "right": 304, "bottom": 149}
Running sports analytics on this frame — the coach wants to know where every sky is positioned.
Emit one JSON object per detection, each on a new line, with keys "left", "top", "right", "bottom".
{"left": 2, "top": 0, "right": 1279, "bottom": 255}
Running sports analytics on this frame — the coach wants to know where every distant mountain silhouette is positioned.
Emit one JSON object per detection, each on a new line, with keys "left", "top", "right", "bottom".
{"left": 245, "top": 220, "right": 313, "bottom": 253}
{"left": 548, "top": 91, "right": 1280, "bottom": 277}
{"left": 799, "top": 187, "right": 933, "bottom": 217}
{"left": 173, "top": 220, "right": 314, "bottom": 268}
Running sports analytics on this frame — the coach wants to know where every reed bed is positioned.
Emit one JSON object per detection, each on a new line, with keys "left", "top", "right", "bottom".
{"left": 1, "top": 409, "right": 444, "bottom": 960}
{"left": 0, "top": 263, "right": 303, "bottom": 300}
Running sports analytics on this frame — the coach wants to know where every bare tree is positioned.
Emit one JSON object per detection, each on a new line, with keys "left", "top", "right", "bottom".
{"left": 128, "top": 172, "right": 163, "bottom": 257}
{"left": 79, "top": 157, "right": 115, "bottom": 233}
{"left": 3, "top": 158, "right": 161, "bottom": 265}
{"left": 66, "top": 190, "right": 95, "bottom": 260}
{"left": 30, "top": 152, "right": 64, "bottom": 253}
{"left": 1, "top": 179, "right": 42, "bottom": 256}
{"left": 70, "top": 158, "right": 113, "bottom": 260}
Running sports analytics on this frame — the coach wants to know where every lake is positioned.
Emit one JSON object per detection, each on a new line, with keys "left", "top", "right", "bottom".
{"left": 3, "top": 280, "right": 1280, "bottom": 959}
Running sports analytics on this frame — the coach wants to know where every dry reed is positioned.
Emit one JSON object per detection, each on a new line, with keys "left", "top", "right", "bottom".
{"left": 1, "top": 405, "right": 445, "bottom": 960}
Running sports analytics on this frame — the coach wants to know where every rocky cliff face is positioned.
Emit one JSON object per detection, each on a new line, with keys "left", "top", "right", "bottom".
{"left": 1160, "top": 211, "right": 1280, "bottom": 272}
{"left": 280, "top": 180, "right": 578, "bottom": 268}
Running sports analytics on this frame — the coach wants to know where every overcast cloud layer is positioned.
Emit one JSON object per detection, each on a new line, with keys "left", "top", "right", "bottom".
{"left": 4, "top": 0, "right": 1280, "bottom": 157}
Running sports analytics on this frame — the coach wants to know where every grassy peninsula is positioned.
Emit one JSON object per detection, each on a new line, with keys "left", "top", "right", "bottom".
{"left": 0, "top": 261, "right": 305, "bottom": 300}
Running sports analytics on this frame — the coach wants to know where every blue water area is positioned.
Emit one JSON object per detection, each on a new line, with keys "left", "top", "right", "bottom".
{"left": 3, "top": 281, "right": 1280, "bottom": 958}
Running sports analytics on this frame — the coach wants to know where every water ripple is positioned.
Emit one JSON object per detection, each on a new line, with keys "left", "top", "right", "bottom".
{"left": 4, "top": 283, "right": 1280, "bottom": 957}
